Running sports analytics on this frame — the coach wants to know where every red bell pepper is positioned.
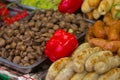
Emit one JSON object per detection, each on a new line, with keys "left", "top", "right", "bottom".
{"left": 3, "top": 10, "right": 28, "bottom": 25}
{"left": 58, "top": 0, "right": 83, "bottom": 13}
{"left": 44, "top": 30, "right": 78, "bottom": 62}
{"left": 0, "top": 2, "right": 9, "bottom": 16}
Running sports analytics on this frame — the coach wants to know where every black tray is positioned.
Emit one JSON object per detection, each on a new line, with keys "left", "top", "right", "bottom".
{"left": 0, "top": 56, "right": 47, "bottom": 74}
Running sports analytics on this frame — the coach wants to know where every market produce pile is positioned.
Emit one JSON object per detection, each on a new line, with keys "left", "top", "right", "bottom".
{"left": 46, "top": 43, "right": 120, "bottom": 80}
{"left": 21, "top": 0, "right": 60, "bottom": 10}
{"left": 0, "top": 9, "right": 92, "bottom": 66}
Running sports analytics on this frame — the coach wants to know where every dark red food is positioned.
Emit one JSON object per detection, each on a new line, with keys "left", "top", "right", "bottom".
{"left": 58, "top": 0, "right": 83, "bottom": 13}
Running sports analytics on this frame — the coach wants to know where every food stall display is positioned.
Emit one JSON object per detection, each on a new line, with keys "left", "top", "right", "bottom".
{"left": 0, "top": 0, "right": 120, "bottom": 80}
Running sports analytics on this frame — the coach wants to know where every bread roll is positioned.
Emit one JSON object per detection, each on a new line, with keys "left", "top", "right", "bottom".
{"left": 45, "top": 57, "right": 71, "bottom": 80}
{"left": 98, "top": 68, "right": 120, "bottom": 80}
{"left": 73, "top": 47, "right": 102, "bottom": 73}
{"left": 85, "top": 51, "right": 113, "bottom": 72}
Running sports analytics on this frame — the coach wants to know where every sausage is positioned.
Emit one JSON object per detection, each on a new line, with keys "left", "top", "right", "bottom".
{"left": 85, "top": 51, "right": 113, "bottom": 72}
{"left": 107, "top": 26, "right": 120, "bottom": 41}
{"left": 97, "top": 0, "right": 113, "bottom": 15}
{"left": 94, "top": 55, "right": 120, "bottom": 74}
{"left": 71, "top": 43, "right": 91, "bottom": 59}
{"left": 81, "top": 0, "right": 92, "bottom": 13}
{"left": 103, "top": 41, "right": 120, "bottom": 52}
{"left": 89, "top": 38, "right": 107, "bottom": 48}
{"left": 103, "top": 13, "right": 113, "bottom": 26}
{"left": 116, "top": 78, "right": 120, "bottom": 80}
{"left": 104, "top": 25, "right": 110, "bottom": 37}
{"left": 70, "top": 71, "right": 87, "bottom": 80}
{"left": 98, "top": 68, "right": 120, "bottom": 80}
{"left": 93, "top": 20, "right": 106, "bottom": 38}
{"left": 45, "top": 57, "right": 71, "bottom": 80}
{"left": 82, "top": 72, "right": 99, "bottom": 80}
{"left": 93, "top": 9, "right": 101, "bottom": 19}
{"left": 55, "top": 61, "right": 75, "bottom": 80}
{"left": 89, "top": 38, "right": 120, "bottom": 53}
{"left": 73, "top": 47, "right": 102, "bottom": 73}
{"left": 88, "top": 0, "right": 101, "bottom": 8}
{"left": 85, "top": 27, "right": 95, "bottom": 42}
{"left": 117, "top": 48, "right": 120, "bottom": 56}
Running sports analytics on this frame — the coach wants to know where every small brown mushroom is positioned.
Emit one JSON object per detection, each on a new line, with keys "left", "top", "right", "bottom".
{"left": 41, "top": 33, "right": 52, "bottom": 37}
{"left": 26, "top": 46, "right": 34, "bottom": 52}
{"left": 53, "top": 25, "right": 59, "bottom": 30}
{"left": 13, "top": 56, "right": 21, "bottom": 64}
{"left": 1, "top": 48, "right": 8, "bottom": 58}
{"left": 14, "top": 21, "right": 20, "bottom": 27}
{"left": 28, "top": 21, "right": 35, "bottom": 26}
{"left": 0, "top": 38, "right": 5, "bottom": 47}
{"left": 30, "top": 59, "right": 35, "bottom": 64}
{"left": 27, "top": 53, "right": 35, "bottom": 59}
{"left": 19, "top": 45, "right": 26, "bottom": 51}
{"left": 23, "top": 56, "right": 29, "bottom": 62}
{"left": 7, "top": 29, "right": 13, "bottom": 37}
{"left": 11, "top": 42, "right": 17, "bottom": 49}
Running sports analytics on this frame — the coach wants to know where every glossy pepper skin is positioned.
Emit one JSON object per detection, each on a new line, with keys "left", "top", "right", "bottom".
{"left": 44, "top": 30, "right": 78, "bottom": 62}
{"left": 58, "top": 0, "right": 83, "bottom": 13}
{"left": 0, "top": 2, "right": 9, "bottom": 16}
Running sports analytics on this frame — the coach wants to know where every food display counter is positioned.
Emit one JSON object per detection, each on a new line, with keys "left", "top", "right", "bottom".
{"left": 0, "top": 0, "right": 120, "bottom": 80}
